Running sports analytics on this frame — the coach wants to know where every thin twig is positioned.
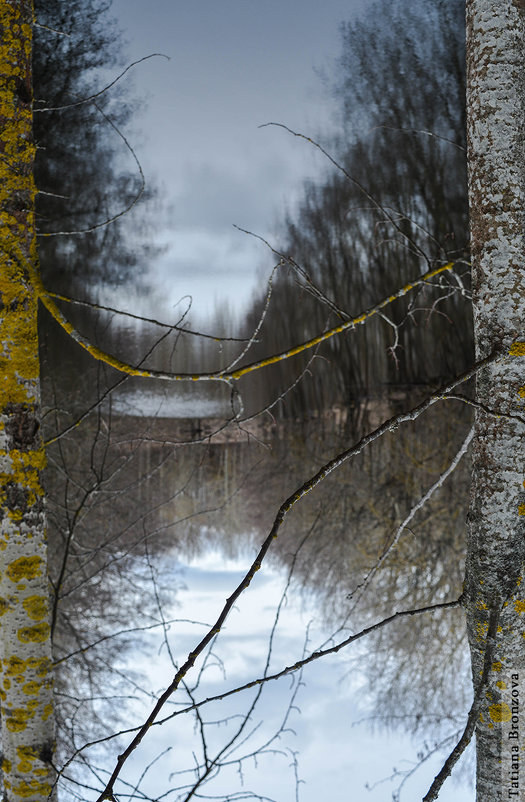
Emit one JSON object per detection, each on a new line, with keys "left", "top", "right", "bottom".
{"left": 442, "top": 394, "right": 525, "bottom": 425}
{"left": 368, "top": 124, "right": 466, "bottom": 152}
{"left": 33, "top": 20, "right": 71, "bottom": 36}
{"left": 33, "top": 53, "right": 169, "bottom": 112}
{"left": 43, "top": 290, "right": 253, "bottom": 342}
{"left": 260, "top": 122, "right": 433, "bottom": 266}
{"left": 423, "top": 600, "right": 502, "bottom": 802}
{"left": 37, "top": 102, "right": 145, "bottom": 236}
{"left": 348, "top": 425, "right": 475, "bottom": 610}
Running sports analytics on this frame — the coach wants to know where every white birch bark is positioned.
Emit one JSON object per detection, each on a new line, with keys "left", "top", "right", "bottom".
{"left": 464, "top": 1, "right": 525, "bottom": 799}
{"left": 0, "top": 1, "right": 56, "bottom": 799}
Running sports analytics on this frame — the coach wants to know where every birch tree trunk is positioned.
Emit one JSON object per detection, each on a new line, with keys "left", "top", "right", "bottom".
{"left": 464, "top": 1, "right": 525, "bottom": 799}
{"left": 0, "top": 1, "right": 56, "bottom": 799}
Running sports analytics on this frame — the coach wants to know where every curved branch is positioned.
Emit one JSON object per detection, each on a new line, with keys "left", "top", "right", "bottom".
{"left": 37, "top": 102, "right": 145, "bottom": 236}
{"left": 33, "top": 53, "right": 169, "bottom": 112}
{"left": 32, "top": 261, "right": 454, "bottom": 381}
{"left": 423, "top": 600, "right": 502, "bottom": 802}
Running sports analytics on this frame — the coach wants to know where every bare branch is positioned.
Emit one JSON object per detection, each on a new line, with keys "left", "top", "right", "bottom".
{"left": 348, "top": 424, "right": 475, "bottom": 610}
{"left": 58, "top": 596, "right": 461, "bottom": 787}
{"left": 369, "top": 124, "right": 466, "bottom": 152}
{"left": 423, "top": 600, "right": 502, "bottom": 802}
{"left": 37, "top": 102, "right": 145, "bottom": 236}
{"left": 32, "top": 259, "right": 455, "bottom": 381}
{"left": 33, "top": 53, "right": 169, "bottom": 112}
{"left": 33, "top": 20, "right": 71, "bottom": 36}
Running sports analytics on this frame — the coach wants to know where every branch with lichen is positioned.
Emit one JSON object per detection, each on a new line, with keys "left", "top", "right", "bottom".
{"left": 31, "top": 259, "right": 455, "bottom": 381}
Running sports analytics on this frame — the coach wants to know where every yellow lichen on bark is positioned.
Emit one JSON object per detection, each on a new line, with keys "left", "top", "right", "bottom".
{"left": 5, "top": 557, "right": 43, "bottom": 584}
{"left": 0, "top": 2, "right": 56, "bottom": 799}
{"left": 21, "top": 596, "right": 47, "bottom": 621}
{"left": 0, "top": 2, "right": 38, "bottom": 408}
{"left": 17, "top": 623, "right": 50, "bottom": 644}
{"left": 488, "top": 703, "right": 512, "bottom": 723}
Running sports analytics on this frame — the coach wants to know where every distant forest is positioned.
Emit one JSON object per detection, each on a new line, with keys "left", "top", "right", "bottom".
{"left": 135, "top": 0, "right": 471, "bottom": 422}
{"left": 237, "top": 0, "right": 470, "bottom": 419}
{"left": 38, "top": 0, "right": 471, "bottom": 425}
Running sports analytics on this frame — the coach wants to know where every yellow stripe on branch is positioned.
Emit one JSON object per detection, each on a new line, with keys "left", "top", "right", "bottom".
{"left": 229, "top": 263, "right": 453, "bottom": 380}
{"left": 30, "top": 261, "right": 454, "bottom": 382}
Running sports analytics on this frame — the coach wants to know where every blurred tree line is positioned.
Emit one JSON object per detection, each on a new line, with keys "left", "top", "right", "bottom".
{"left": 238, "top": 0, "right": 470, "bottom": 420}
{"left": 34, "top": 0, "right": 159, "bottom": 293}
{"left": 63, "top": 0, "right": 472, "bottom": 428}
{"left": 166, "top": 0, "right": 471, "bottom": 424}
{"left": 35, "top": 0, "right": 161, "bottom": 388}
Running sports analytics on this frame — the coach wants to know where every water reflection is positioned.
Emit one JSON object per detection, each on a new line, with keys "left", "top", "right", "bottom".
{"left": 44, "top": 392, "right": 475, "bottom": 799}
{"left": 124, "top": 549, "right": 473, "bottom": 801}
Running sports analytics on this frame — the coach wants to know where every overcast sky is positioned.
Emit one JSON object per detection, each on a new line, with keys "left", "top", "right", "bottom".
{"left": 106, "top": 0, "right": 370, "bottom": 323}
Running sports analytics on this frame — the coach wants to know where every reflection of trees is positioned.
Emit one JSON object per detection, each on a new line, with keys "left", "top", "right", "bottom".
{"left": 274, "top": 404, "right": 472, "bottom": 742}
{"left": 43, "top": 381, "right": 178, "bottom": 754}
{"left": 127, "top": 397, "right": 472, "bottom": 742}
{"left": 43, "top": 387, "right": 314, "bottom": 791}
